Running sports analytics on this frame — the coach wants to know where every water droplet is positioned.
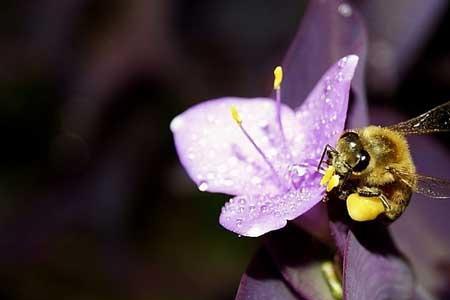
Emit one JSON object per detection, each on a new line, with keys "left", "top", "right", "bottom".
{"left": 325, "top": 97, "right": 331, "bottom": 103}
{"left": 249, "top": 205, "right": 256, "bottom": 212}
{"left": 290, "top": 164, "right": 307, "bottom": 177}
{"left": 170, "top": 116, "right": 184, "bottom": 131}
{"left": 198, "top": 181, "right": 208, "bottom": 192}
{"left": 236, "top": 219, "right": 243, "bottom": 227}
{"left": 239, "top": 207, "right": 245, "bottom": 213}
{"left": 260, "top": 205, "right": 268, "bottom": 213}
{"left": 338, "top": 3, "right": 352, "bottom": 17}
{"left": 238, "top": 197, "right": 246, "bottom": 205}
{"left": 338, "top": 56, "right": 348, "bottom": 68}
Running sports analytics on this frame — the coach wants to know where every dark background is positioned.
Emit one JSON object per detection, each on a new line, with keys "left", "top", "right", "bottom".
{"left": 0, "top": 1, "right": 448, "bottom": 299}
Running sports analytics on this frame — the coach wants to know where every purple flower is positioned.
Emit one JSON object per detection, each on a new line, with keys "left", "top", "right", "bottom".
{"left": 170, "top": 55, "right": 359, "bottom": 237}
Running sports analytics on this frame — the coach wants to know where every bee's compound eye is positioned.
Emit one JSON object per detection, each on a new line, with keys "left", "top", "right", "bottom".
{"left": 353, "top": 150, "right": 370, "bottom": 172}
{"left": 340, "top": 131, "right": 359, "bottom": 141}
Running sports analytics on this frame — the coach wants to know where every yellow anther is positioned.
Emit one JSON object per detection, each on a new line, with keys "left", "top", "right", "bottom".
{"left": 230, "top": 105, "right": 242, "bottom": 124}
{"left": 346, "top": 194, "right": 385, "bottom": 222}
{"left": 321, "top": 261, "right": 343, "bottom": 300}
{"left": 273, "top": 66, "right": 283, "bottom": 90}
{"left": 320, "top": 166, "right": 336, "bottom": 186}
{"left": 327, "top": 174, "right": 340, "bottom": 192}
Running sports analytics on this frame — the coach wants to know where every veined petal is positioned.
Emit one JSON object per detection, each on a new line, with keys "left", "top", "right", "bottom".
{"left": 219, "top": 177, "right": 323, "bottom": 237}
{"left": 171, "top": 98, "right": 298, "bottom": 196}
{"left": 344, "top": 227, "right": 414, "bottom": 300}
{"left": 293, "top": 55, "right": 359, "bottom": 162}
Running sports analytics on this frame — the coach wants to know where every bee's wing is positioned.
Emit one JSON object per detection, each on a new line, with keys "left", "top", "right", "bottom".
{"left": 387, "top": 101, "right": 450, "bottom": 135}
{"left": 390, "top": 168, "right": 450, "bottom": 199}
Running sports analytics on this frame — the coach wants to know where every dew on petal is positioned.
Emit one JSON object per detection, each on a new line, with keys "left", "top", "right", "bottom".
{"left": 198, "top": 181, "right": 209, "bottom": 192}
{"left": 338, "top": 56, "right": 348, "bottom": 68}
{"left": 338, "top": 3, "right": 352, "bottom": 17}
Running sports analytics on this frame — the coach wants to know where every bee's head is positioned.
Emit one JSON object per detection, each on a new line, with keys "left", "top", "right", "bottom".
{"left": 334, "top": 131, "right": 371, "bottom": 176}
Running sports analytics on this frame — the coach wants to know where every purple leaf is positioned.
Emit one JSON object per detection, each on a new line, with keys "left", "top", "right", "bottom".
{"left": 344, "top": 225, "right": 414, "bottom": 300}
{"left": 236, "top": 247, "right": 305, "bottom": 300}
{"left": 265, "top": 226, "right": 337, "bottom": 300}
{"left": 354, "top": 0, "right": 447, "bottom": 94}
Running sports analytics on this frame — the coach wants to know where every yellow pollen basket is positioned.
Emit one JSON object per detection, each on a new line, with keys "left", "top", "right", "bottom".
{"left": 320, "top": 166, "right": 340, "bottom": 192}
{"left": 273, "top": 66, "right": 283, "bottom": 90}
{"left": 230, "top": 105, "right": 242, "bottom": 124}
{"left": 346, "top": 193, "right": 385, "bottom": 221}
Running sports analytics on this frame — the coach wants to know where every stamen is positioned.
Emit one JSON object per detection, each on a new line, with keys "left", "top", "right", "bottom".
{"left": 273, "top": 66, "right": 283, "bottom": 90}
{"left": 273, "top": 66, "right": 287, "bottom": 148}
{"left": 230, "top": 106, "right": 283, "bottom": 186}
{"left": 230, "top": 105, "right": 242, "bottom": 124}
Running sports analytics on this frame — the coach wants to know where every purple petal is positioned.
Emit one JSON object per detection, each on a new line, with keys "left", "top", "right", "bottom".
{"left": 171, "top": 97, "right": 298, "bottom": 196}
{"left": 344, "top": 227, "right": 414, "bottom": 299}
{"left": 236, "top": 247, "right": 304, "bottom": 300}
{"left": 220, "top": 186, "right": 323, "bottom": 237}
{"left": 281, "top": 0, "right": 368, "bottom": 128}
{"left": 275, "top": 0, "right": 369, "bottom": 240}
{"left": 294, "top": 55, "right": 359, "bottom": 162}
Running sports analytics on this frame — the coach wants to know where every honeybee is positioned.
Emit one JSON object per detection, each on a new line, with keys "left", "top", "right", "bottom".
{"left": 319, "top": 101, "right": 450, "bottom": 222}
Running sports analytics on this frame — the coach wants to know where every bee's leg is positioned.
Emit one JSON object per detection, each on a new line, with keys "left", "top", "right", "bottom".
{"left": 356, "top": 187, "right": 392, "bottom": 211}
{"left": 317, "top": 144, "right": 338, "bottom": 172}
{"left": 378, "top": 194, "right": 392, "bottom": 212}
